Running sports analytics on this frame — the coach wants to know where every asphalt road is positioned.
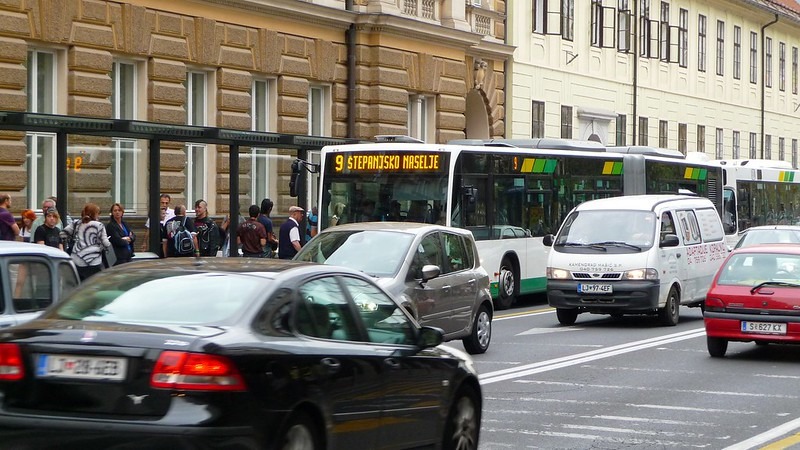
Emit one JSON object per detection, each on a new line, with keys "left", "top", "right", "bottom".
{"left": 447, "top": 294, "right": 800, "bottom": 450}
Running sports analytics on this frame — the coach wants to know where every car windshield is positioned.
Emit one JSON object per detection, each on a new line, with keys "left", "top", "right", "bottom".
{"left": 554, "top": 210, "right": 656, "bottom": 251}
{"left": 735, "top": 229, "right": 800, "bottom": 249}
{"left": 295, "top": 230, "right": 414, "bottom": 277}
{"left": 716, "top": 253, "right": 800, "bottom": 286}
{"left": 44, "top": 271, "right": 266, "bottom": 324}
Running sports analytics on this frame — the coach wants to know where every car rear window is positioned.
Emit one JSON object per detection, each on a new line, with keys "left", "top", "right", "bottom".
{"left": 46, "top": 272, "right": 265, "bottom": 324}
{"left": 717, "top": 253, "right": 800, "bottom": 285}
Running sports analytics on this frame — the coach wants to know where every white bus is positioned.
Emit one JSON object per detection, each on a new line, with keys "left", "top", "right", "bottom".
{"left": 315, "top": 139, "right": 723, "bottom": 309}
{"left": 718, "top": 159, "right": 800, "bottom": 248}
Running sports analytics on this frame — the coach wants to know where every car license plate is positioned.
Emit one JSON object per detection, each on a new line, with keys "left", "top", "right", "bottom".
{"left": 740, "top": 321, "right": 787, "bottom": 335}
{"left": 35, "top": 354, "right": 127, "bottom": 381}
{"left": 577, "top": 283, "right": 612, "bottom": 294}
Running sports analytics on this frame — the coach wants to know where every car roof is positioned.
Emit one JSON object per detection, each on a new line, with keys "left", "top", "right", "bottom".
{"left": 0, "top": 241, "right": 72, "bottom": 259}
{"left": 573, "top": 194, "right": 714, "bottom": 212}
{"left": 742, "top": 225, "right": 800, "bottom": 232}
{"left": 107, "top": 257, "right": 363, "bottom": 278}
{"left": 320, "top": 221, "right": 474, "bottom": 238}
{"left": 729, "top": 244, "right": 800, "bottom": 256}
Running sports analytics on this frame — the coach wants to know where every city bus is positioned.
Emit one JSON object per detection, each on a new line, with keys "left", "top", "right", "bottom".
{"left": 717, "top": 159, "right": 800, "bottom": 248}
{"left": 315, "top": 139, "right": 724, "bottom": 309}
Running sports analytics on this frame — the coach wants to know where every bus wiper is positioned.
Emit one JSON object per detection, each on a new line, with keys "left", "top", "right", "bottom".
{"left": 590, "top": 241, "right": 642, "bottom": 251}
{"left": 556, "top": 242, "right": 607, "bottom": 251}
{"left": 750, "top": 281, "right": 800, "bottom": 294}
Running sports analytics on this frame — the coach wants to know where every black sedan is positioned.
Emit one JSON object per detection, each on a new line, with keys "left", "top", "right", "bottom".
{"left": 0, "top": 258, "right": 481, "bottom": 450}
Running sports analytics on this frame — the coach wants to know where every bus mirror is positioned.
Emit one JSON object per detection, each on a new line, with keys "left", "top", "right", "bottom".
{"left": 289, "top": 160, "right": 301, "bottom": 197}
{"left": 462, "top": 186, "right": 477, "bottom": 213}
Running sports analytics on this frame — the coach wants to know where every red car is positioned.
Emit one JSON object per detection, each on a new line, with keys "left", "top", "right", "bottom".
{"left": 704, "top": 244, "right": 800, "bottom": 357}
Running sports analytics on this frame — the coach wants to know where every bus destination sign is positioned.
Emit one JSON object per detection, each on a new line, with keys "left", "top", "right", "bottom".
{"left": 331, "top": 152, "right": 445, "bottom": 173}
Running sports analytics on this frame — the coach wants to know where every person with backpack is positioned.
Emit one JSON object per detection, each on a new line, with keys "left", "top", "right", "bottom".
{"left": 193, "top": 199, "right": 221, "bottom": 257}
{"left": 163, "top": 205, "right": 199, "bottom": 258}
{"left": 60, "top": 203, "right": 112, "bottom": 281}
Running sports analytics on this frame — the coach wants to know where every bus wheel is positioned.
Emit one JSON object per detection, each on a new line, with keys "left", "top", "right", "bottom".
{"left": 495, "top": 258, "right": 517, "bottom": 310}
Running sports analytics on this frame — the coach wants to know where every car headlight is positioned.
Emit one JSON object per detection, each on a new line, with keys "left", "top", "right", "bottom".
{"left": 622, "top": 268, "right": 659, "bottom": 280}
{"left": 547, "top": 267, "right": 571, "bottom": 279}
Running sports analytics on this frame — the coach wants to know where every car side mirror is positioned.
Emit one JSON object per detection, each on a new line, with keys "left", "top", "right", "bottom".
{"left": 417, "top": 326, "right": 444, "bottom": 348}
{"left": 421, "top": 264, "right": 440, "bottom": 282}
{"left": 660, "top": 234, "right": 680, "bottom": 248}
{"left": 542, "top": 234, "right": 554, "bottom": 247}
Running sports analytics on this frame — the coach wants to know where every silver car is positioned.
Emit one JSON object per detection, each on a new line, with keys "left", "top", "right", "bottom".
{"left": 734, "top": 225, "right": 800, "bottom": 249}
{"left": 0, "top": 241, "right": 79, "bottom": 328}
{"left": 295, "top": 222, "right": 493, "bottom": 354}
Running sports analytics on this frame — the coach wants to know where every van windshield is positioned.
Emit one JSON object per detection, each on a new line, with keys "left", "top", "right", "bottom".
{"left": 554, "top": 210, "right": 656, "bottom": 252}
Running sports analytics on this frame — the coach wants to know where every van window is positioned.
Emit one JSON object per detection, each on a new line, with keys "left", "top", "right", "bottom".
{"left": 10, "top": 261, "right": 52, "bottom": 312}
{"left": 695, "top": 207, "right": 725, "bottom": 242}
{"left": 675, "top": 210, "right": 701, "bottom": 245}
{"left": 554, "top": 210, "right": 655, "bottom": 251}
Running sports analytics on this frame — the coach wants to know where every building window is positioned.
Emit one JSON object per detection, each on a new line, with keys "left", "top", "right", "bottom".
{"left": 111, "top": 61, "right": 137, "bottom": 208}
{"left": 532, "top": 101, "right": 545, "bottom": 138}
{"left": 659, "top": 1, "right": 669, "bottom": 62}
{"left": 765, "top": 134, "right": 772, "bottom": 159}
{"left": 251, "top": 79, "right": 276, "bottom": 205}
{"left": 533, "top": 0, "right": 573, "bottom": 40}
{"left": 408, "top": 94, "right": 434, "bottom": 143}
{"left": 185, "top": 71, "right": 208, "bottom": 207}
{"left": 560, "top": 105, "right": 572, "bottom": 139}
{"left": 793, "top": 47, "right": 798, "bottom": 94}
{"left": 638, "top": 116, "right": 648, "bottom": 146}
{"left": 750, "top": 31, "right": 758, "bottom": 84}
{"left": 639, "top": 0, "right": 651, "bottom": 58}
{"left": 779, "top": 42, "right": 786, "bottom": 92}
{"left": 678, "top": 123, "right": 687, "bottom": 154}
{"left": 309, "top": 85, "right": 331, "bottom": 136}
{"left": 658, "top": 120, "right": 668, "bottom": 148}
{"left": 715, "top": 128, "right": 723, "bottom": 158}
{"left": 733, "top": 26, "right": 741, "bottom": 80}
{"left": 616, "top": 114, "right": 627, "bottom": 145}
{"left": 715, "top": 20, "right": 724, "bottom": 76}
{"left": 533, "top": 0, "right": 545, "bottom": 33}
{"left": 26, "top": 50, "right": 57, "bottom": 209}
{"left": 766, "top": 37, "right": 772, "bottom": 88}
{"left": 698, "top": 15, "right": 706, "bottom": 72}
{"left": 779, "top": 137, "right": 785, "bottom": 161}
{"left": 562, "top": 0, "right": 574, "bottom": 41}
{"left": 732, "top": 131, "right": 740, "bottom": 159}
{"left": 697, "top": 124, "right": 705, "bottom": 153}
{"left": 618, "top": 0, "right": 632, "bottom": 53}
{"left": 793, "top": 139, "right": 798, "bottom": 168}
{"left": 749, "top": 132, "right": 757, "bottom": 158}
{"left": 678, "top": 9, "right": 688, "bottom": 67}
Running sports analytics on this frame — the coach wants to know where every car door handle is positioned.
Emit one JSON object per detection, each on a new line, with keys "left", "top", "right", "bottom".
{"left": 320, "top": 357, "right": 341, "bottom": 374}
{"left": 384, "top": 358, "right": 401, "bottom": 370}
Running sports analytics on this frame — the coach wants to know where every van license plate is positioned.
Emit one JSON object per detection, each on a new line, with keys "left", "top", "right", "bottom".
{"left": 740, "top": 321, "right": 786, "bottom": 335}
{"left": 35, "top": 354, "right": 127, "bottom": 381}
{"left": 577, "top": 283, "right": 612, "bottom": 294}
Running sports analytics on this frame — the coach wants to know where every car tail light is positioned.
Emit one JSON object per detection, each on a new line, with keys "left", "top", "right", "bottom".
{"left": 705, "top": 297, "right": 725, "bottom": 312}
{"left": 151, "top": 351, "right": 246, "bottom": 391}
{"left": 0, "top": 344, "right": 24, "bottom": 381}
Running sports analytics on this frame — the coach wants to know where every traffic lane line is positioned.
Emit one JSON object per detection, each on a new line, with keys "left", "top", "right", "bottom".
{"left": 493, "top": 307, "right": 554, "bottom": 321}
{"left": 723, "top": 417, "right": 800, "bottom": 450}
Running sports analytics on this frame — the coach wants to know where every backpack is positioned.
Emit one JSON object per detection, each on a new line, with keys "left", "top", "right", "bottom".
{"left": 168, "top": 217, "right": 195, "bottom": 256}
{"left": 63, "top": 220, "right": 80, "bottom": 254}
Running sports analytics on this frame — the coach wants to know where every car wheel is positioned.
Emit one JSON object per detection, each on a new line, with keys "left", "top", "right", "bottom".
{"left": 658, "top": 287, "right": 680, "bottom": 326}
{"left": 707, "top": 336, "right": 728, "bottom": 358}
{"left": 443, "top": 386, "right": 480, "bottom": 450}
{"left": 462, "top": 305, "right": 491, "bottom": 354}
{"left": 556, "top": 308, "right": 578, "bottom": 326}
{"left": 279, "top": 412, "right": 320, "bottom": 450}
{"left": 495, "top": 257, "right": 517, "bottom": 310}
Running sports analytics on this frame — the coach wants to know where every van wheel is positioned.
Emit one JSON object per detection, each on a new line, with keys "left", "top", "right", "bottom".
{"left": 658, "top": 287, "right": 680, "bottom": 326}
{"left": 556, "top": 308, "right": 578, "bottom": 325}
{"left": 707, "top": 336, "right": 728, "bottom": 357}
{"left": 494, "top": 257, "right": 517, "bottom": 310}
{"left": 462, "top": 305, "right": 491, "bottom": 354}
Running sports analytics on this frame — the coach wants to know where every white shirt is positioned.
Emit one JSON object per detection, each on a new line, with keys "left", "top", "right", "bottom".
{"left": 289, "top": 217, "right": 301, "bottom": 243}
{"left": 145, "top": 207, "right": 175, "bottom": 228}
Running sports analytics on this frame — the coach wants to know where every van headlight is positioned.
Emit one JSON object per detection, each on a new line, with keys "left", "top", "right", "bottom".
{"left": 622, "top": 268, "right": 659, "bottom": 280}
{"left": 547, "top": 267, "right": 571, "bottom": 279}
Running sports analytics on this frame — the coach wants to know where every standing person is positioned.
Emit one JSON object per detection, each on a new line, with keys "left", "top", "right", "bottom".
{"left": 193, "top": 199, "right": 222, "bottom": 257}
{"left": 18, "top": 209, "right": 36, "bottom": 242}
{"left": 278, "top": 206, "right": 304, "bottom": 259}
{"left": 238, "top": 205, "right": 267, "bottom": 258}
{"left": 257, "top": 198, "right": 278, "bottom": 257}
{"left": 143, "top": 193, "right": 175, "bottom": 251}
{"left": 106, "top": 203, "right": 135, "bottom": 265}
{"left": 29, "top": 197, "right": 57, "bottom": 239}
{"left": 34, "top": 208, "right": 63, "bottom": 250}
{"left": 0, "top": 194, "right": 19, "bottom": 241}
{"left": 60, "top": 203, "right": 112, "bottom": 281}
{"left": 306, "top": 206, "right": 318, "bottom": 242}
{"left": 163, "top": 205, "right": 198, "bottom": 258}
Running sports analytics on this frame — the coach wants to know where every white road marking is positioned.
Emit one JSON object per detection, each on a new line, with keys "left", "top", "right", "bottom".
{"left": 516, "top": 327, "right": 584, "bottom": 335}
{"left": 512, "top": 379, "right": 799, "bottom": 399}
{"left": 722, "top": 416, "right": 800, "bottom": 450}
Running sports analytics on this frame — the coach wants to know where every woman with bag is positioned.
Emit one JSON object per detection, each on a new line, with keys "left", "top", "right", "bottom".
{"left": 106, "top": 203, "right": 135, "bottom": 265}
{"left": 60, "top": 203, "right": 112, "bottom": 281}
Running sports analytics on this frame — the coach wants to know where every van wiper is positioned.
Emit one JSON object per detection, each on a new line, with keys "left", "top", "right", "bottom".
{"left": 750, "top": 281, "right": 800, "bottom": 294}
{"left": 556, "top": 242, "right": 607, "bottom": 251}
{"left": 590, "top": 241, "right": 642, "bottom": 251}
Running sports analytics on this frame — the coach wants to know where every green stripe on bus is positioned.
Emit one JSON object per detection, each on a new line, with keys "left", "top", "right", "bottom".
{"left": 612, "top": 161, "right": 623, "bottom": 175}
{"left": 532, "top": 159, "right": 546, "bottom": 173}
{"left": 543, "top": 159, "right": 558, "bottom": 174}
{"left": 489, "top": 277, "right": 548, "bottom": 298}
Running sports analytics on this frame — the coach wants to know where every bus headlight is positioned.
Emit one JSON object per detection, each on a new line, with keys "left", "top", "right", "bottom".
{"left": 547, "top": 267, "right": 571, "bottom": 279}
{"left": 622, "top": 268, "right": 659, "bottom": 280}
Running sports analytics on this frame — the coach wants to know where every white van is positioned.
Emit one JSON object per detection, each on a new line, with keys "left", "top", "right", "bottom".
{"left": 542, "top": 195, "right": 728, "bottom": 326}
